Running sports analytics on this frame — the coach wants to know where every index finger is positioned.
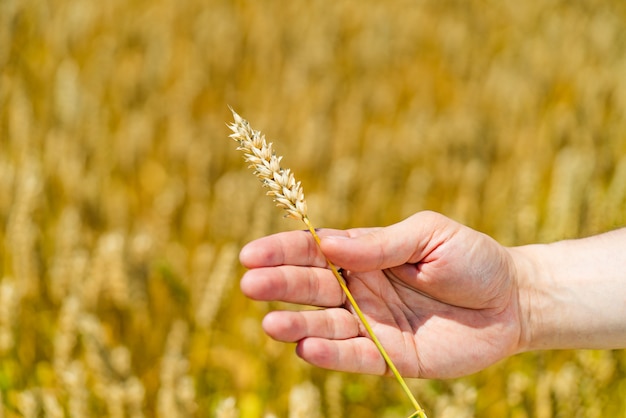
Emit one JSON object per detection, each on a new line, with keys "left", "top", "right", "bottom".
{"left": 239, "top": 228, "right": 349, "bottom": 269}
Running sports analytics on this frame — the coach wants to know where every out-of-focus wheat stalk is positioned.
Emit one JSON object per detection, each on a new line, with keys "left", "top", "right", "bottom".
{"left": 77, "top": 314, "right": 147, "bottom": 417}
{"left": 227, "top": 108, "right": 427, "bottom": 418}
{"left": 289, "top": 381, "right": 322, "bottom": 418}
{"left": 433, "top": 381, "right": 476, "bottom": 418}
{"left": 215, "top": 397, "right": 239, "bottom": 418}
{"left": 0, "top": 278, "right": 19, "bottom": 355}
{"left": 195, "top": 243, "right": 238, "bottom": 329}
{"left": 42, "top": 391, "right": 64, "bottom": 418}
{"left": 6, "top": 163, "right": 41, "bottom": 297}
{"left": 53, "top": 295, "right": 81, "bottom": 375}
{"left": 64, "top": 361, "right": 89, "bottom": 418}
{"left": 190, "top": 243, "right": 216, "bottom": 309}
{"left": 324, "top": 373, "right": 344, "bottom": 418}
{"left": 157, "top": 320, "right": 196, "bottom": 418}
{"left": 88, "top": 232, "right": 130, "bottom": 309}
{"left": 48, "top": 207, "right": 82, "bottom": 303}
{"left": 17, "top": 390, "right": 38, "bottom": 418}
{"left": 1, "top": 0, "right": 625, "bottom": 415}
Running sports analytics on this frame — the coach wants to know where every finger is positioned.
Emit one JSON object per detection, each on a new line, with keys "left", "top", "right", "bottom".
{"left": 240, "top": 229, "right": 345, "bottom": 269}
{"left": 240, "top": 265, "right": 345, "bottom": 307}
{"left": 320, "top": 211, "right": 458, "bottom": 271}
{"left": 262, "top": 308, "right": 360, "bottom": 342}
{"left": 296, "top": 337, "right": 387, "bottom": 375}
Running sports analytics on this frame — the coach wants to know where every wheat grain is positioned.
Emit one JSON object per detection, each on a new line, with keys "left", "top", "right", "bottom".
{"left": 227, "top": 108, "right": 307, "bottom": 221}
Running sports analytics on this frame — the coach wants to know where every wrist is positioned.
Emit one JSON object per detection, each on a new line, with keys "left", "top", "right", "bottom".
{"left": 509, "top": 242, "right": 588, "bottom": 352}
{"left": 507, "top": 245, "right": 543, "bottom": 353}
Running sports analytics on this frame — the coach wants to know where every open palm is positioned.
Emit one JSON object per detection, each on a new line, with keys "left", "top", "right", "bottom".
{"left": 240, "top": 211, "right": 522, "bottom": 379}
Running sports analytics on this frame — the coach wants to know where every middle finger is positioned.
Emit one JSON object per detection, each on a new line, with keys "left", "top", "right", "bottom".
{"left": 240, "top": 265, "right": 346, "bottom": 307}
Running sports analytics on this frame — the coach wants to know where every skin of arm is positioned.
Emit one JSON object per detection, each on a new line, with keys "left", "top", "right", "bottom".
{"left": 240, "top": 211, "right": 626, "bottom": 379}
{"left": 512, "top": 228, "right": 626, "bottom": 352}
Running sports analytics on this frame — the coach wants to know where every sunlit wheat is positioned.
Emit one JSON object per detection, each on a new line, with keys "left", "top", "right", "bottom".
{"left": 1, "top": 0, "right": 625, "bottom": 416}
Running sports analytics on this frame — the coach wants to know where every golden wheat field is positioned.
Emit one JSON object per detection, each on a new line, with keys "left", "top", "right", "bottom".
{"left": 2, "top": 0, "right": 626, "bottom": 416}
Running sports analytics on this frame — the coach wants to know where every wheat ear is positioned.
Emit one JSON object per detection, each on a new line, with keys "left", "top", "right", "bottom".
{"left": 227, "top": 107, "right": 427, "bottom": 418}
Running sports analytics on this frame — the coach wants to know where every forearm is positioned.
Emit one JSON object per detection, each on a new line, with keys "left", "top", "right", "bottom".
{"left": 510, "top": 228, "right": 626, "bottom": 352}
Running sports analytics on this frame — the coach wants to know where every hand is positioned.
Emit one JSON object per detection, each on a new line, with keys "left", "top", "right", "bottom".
{"left": 239, "top": 211, "right": 522, "bottom": 379}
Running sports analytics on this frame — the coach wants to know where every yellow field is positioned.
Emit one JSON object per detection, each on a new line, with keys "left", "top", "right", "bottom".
{"left": 2, "top": 0, "right": 626, "bottom": 416}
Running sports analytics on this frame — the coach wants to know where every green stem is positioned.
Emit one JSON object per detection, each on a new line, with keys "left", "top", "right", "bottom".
{"left": 302, "top": 216, "right": 427, "bottom": 418}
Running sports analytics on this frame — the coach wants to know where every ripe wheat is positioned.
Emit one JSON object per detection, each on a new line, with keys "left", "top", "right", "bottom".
{"left": 228, "top": 108, "right": 427, "bottom": 418}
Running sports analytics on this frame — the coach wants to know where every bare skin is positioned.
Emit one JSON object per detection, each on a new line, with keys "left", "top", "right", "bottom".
{"left": 239, "top": 211, "right": 626, "bottom": 379}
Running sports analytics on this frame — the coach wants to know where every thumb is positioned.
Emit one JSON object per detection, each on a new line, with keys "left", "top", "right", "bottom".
{"left": 319, "top": 211, "right": 452, "bottom": 272}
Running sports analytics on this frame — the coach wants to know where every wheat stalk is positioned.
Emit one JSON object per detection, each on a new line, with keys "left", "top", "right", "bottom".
{"left": 227, "top": 107, "right": 427, "bottom": 418}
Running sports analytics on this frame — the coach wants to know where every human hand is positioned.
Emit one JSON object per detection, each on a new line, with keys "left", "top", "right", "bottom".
{"left": 239, "top": 211, "right": 522, "bottom": 379}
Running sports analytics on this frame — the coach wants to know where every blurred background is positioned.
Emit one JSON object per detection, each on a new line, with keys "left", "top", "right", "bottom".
{"left": 1, "top": 0, "right": 626, "bottom": 416}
